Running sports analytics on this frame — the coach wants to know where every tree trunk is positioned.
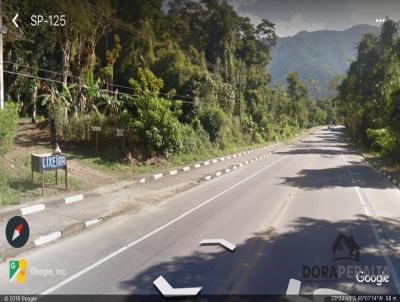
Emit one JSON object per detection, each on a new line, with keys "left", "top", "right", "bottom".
{"left": 31, "top": 85, "right": 38, "bottom": 123}
{"left": 49, "top": 118, "right": 57, "bottom": 147}
{"left": 62, "top": 40, "right": 71, "bottom": 85}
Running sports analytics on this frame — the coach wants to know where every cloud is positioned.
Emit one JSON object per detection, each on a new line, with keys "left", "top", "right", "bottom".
{"left": 229, "top": 0, "right": 259, "bottom": 8}
{"left": 229, "top": 1, "right": 329, "bottom": 37}
{"left": 274, "top": 14, "right": 327, "bottom": 37}
{"left": 239, "top": 11, "right": 264, "bottom": 26}
{"left": 229, "top": 0, "right": 351, "bottom": 36}
{"left": 229, "top": 0, "right": 263, "bottom": 26}
{"left": 347, "top": 0, "right": 400, "bottom": 25}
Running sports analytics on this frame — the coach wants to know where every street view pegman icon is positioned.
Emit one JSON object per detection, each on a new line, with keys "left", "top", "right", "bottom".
{"left": 9, "top": 259, "right": 27, "bottom": 283}
{"left": 6, "top": 216, "right": 30, "bottom": 248}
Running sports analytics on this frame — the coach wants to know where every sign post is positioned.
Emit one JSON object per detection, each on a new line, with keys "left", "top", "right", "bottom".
{"left": 31, "top": 153, "right": 67, "bottom": 195}
{"left": 116, "top": 128, "right": 125, "bottom": 152}
{"left": 92, "top": 126, "right": 101, "bottom": 155}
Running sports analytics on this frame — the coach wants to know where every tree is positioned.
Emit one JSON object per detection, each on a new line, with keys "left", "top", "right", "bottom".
{"left": 128, "top": 67, "right": 184, "bottom": 157}
{"left": 101, "top": 35, "right": 122, "bottom": 90}
{"left": 287, "top": 72, "right": 308, "bottom": 126}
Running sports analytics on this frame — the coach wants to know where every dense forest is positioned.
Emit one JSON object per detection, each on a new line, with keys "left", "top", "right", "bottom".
{"left": 1, "top": 0, "right": 336, "bottom": 159}
{"left": 338, "top": 19, "right": 400, "bottom": 161}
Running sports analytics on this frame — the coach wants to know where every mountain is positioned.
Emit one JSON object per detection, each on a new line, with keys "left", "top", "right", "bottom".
{"left": 268, "top": 24, "right": 380, "bottom": 98}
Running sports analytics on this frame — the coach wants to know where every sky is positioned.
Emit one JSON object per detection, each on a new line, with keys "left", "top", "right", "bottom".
{"left": 229, "top": 0, "right": 400, "bottom": 37}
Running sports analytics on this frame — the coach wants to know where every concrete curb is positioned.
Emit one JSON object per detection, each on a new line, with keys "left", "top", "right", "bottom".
{"left": 64, "top": 194, "right": 84, "bottom": 205}
{"left": 0, "top": 127, "right": 320, "bottom": 262}
{"left": 21, "top": 204, "right": 45, "bottom": 216}
{"left": 0, "top": 127, "right": 318, "bottom": 223}
{"left": 0, "top": 194, "right": 85, "bottom": 222}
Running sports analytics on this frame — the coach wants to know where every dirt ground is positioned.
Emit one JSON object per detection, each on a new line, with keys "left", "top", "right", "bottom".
{"left": 9, "top": 119, "right": 115, "bottom": 190}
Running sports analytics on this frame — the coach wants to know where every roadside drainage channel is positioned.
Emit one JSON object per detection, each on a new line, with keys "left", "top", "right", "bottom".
{"left": 0, "top": 139, "right": 298, "bottom": 262}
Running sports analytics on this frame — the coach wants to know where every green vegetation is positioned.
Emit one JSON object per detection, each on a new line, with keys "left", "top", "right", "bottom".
{"left": 3, "top": 1, "right": 335, "bottom": 167}
{"left": 0, "top": 102, "right": 19, "bottom": 155}
{"left": 0, "top": 152, "right": 81, "bottom": 206}
{"left": 337, "top": 20, "right": 400, "bottom": 161}
{"left": 68, "top": 136, "right": 296, "bottom": 176}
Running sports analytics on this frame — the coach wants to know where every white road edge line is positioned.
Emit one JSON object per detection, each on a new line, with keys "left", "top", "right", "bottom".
{"left": 21, "top": 204, "right": 45, "bottom": 215}
{"left": 40, "top": 154, "right": 288, "bottom": 295}
{"left": 341, "top": 154, "right": 400, "bottom": 294}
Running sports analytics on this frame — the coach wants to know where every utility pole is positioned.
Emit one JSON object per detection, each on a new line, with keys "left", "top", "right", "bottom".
{"left": 0, "top": 0, "right": 4, "bottom": 110}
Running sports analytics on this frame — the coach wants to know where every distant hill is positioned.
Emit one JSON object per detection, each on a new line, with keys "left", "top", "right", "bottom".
{"left": 269, "top": 24, "right": 380, "bottom": 98}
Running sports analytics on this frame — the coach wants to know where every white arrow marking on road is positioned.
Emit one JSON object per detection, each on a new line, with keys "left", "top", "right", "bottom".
{"left": 12, "top": 14, "right": 19, "bottom": 28}
{"left": 153, "top": 275, "right": 202, "bottom": 297}
{"left": 40, "top": 155, "right": 288, "bottom": 295}
{"left": 200, "top": 239, "right": 236, "bottom": 252}
{"left": 286, "top": 278, "right": 348, "bottom": 302}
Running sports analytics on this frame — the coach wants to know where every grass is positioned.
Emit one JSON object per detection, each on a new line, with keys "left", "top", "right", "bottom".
{"left": 68, "top": 142, "right": 267, "bottom": 175}
{"left": 68, "top": 128, "right": 307, "bottom": 177}
{"left": 344, "top": 129, "right": 400, "bottom": 184}
{"left": 0, "top": 124, "right": 308, "bottom": 206}
{"left": 0, "top": 152, "right": 81, "bottom": 206}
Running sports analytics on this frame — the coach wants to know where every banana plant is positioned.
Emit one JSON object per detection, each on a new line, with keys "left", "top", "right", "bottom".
{"left": 84, "top": 70, "right": 101, "bottom": 113}
{"left": 40, "top": 83, "right": 79, "bottom": 119}
{"left": 97, "top": 90, "right": 123, "bottom": 116}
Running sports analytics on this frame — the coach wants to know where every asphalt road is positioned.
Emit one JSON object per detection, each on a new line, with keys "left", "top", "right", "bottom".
{"left": 1, "top": 126, "right": 400, "bottom": 296}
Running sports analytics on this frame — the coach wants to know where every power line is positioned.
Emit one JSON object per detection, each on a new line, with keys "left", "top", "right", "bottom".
{"left": 4, "top": 60, "right": 79, "bottom": 80}
{"left": 4, "top": 1, "right": 205, "bottom": 102}
{"left": 4, "top": 69, "right": 65, "bottom": 85}
{"left": 4, "top": 69, "right": 195, "bottom": 104}
{"left": 78, "top": 0, "right": 142, "bottom": 36}
{"left": 77, "top": 0, "right": 221, "bottom": 73}
{"left": 3, "top": 61, "right": 196, "bottom": 100}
